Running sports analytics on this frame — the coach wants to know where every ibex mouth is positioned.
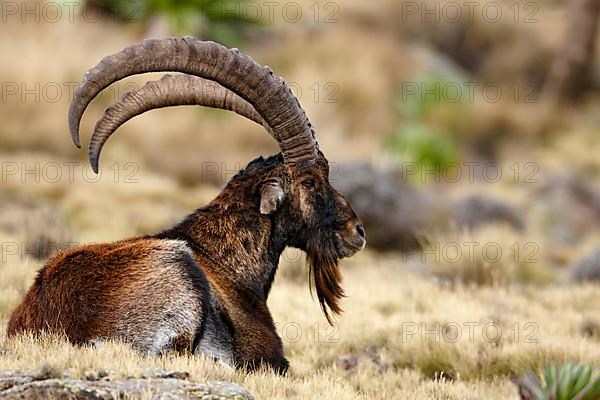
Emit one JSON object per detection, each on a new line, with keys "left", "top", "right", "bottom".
{"left": 333, "top": 231, "right": 366, "bottom": 258}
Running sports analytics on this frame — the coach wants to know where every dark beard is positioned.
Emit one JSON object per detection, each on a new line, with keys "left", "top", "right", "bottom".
{"left": 306, "top": 233, "right": 344, "bottom": 325}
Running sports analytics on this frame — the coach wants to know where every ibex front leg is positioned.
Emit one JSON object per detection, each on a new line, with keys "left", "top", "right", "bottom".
{"left": 230, "top": 303, "right": 289, "bottom": 374}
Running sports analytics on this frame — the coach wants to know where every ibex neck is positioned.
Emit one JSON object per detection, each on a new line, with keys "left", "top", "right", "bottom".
{"left": 161, "top": 205, "right": 288, "bottom": 300}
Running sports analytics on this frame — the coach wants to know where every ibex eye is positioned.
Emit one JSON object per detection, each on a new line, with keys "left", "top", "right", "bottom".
{"left": 302, "top": 180, "right": 315, "bottom": 189}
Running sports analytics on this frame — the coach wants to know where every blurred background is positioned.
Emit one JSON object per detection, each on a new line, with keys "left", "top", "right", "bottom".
{"left": 1, "top": 0, "right": 599, "bottom": 283}
{"left": 1, "top": 1, "right": 600, "bottom": 397}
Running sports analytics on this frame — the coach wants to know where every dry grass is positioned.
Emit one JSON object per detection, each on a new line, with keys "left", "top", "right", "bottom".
{"left": 2, "top": 252, "right": 600, "bottom": 399}
{"left": 1, "top": 1, "right": 600, "bottom": 399}
{"left": 422, "top": 225, "right": 553, "bottom": 286}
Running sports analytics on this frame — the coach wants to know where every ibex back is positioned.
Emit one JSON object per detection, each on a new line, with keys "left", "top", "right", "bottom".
{"left": 7, "top": 37, "right": 366, "bottom": 374}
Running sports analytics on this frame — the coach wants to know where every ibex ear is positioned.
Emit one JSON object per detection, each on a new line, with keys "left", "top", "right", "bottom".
{"left": 260, "top": 179, "right": 284, "bottom": 215}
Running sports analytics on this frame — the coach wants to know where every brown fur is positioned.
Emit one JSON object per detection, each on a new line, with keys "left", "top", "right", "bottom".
{"left": 8, "top": 153, "right": 365, "bottom": 374}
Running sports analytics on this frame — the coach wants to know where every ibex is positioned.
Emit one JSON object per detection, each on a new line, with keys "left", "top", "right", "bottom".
{"left": 7, "top": 37, "right": 366, "bottom": 374}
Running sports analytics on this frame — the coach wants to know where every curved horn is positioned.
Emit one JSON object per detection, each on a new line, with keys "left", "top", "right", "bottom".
{"left": 68, "top": 37, "right": 318, "bottom": 169}
{"left": 89, "top": 74, "right": 271, "bottom": 173}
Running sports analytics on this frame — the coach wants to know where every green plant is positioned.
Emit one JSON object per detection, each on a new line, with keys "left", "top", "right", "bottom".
{"left": 385, "top": 72, "right": 472, "bottom": 180}
{"left": 513, "top": 364, "right": 600, "bottom": 400}
{"left": 88, "top": 0, "right": 261, "bottom": 43}
{"left": 385, "top": 124, "right": 457, "bottom": 178}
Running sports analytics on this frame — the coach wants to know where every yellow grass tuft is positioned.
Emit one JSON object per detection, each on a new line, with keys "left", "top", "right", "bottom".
{"left": 2, "top": 252, "right": 599, "bottom": 399}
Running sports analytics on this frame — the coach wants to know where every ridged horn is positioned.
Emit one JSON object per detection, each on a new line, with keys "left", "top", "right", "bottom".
{"left": 68, "top": 37, "right": 318, "bottom": 170}
{"left": 89, "top": 74, "right": 271, "bottom": 173}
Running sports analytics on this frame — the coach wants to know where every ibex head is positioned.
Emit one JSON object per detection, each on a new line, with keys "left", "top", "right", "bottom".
{"left": 68, "top": 37, "right": 365, "bottom": 323}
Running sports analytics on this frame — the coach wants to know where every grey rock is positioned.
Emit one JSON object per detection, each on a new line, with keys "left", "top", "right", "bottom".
{"left": 0, "top": 375, "right": 33, "bottom": 392}
{"left": 331, "top": 163, "right": 524, "bottom": 252}
{"left": 331, "top": 162, "right": 445, "bottom": 251}
{"left": 533, "top": 176, "right": 600, "bottom": 244}
{"left": 0, "top": 370, "right": 52, "bottom": 391}
{"left": 452, "top": 195, "right": 524, "bottom": 231}
{"left": 0, "top": 371, "right": 253, "bottom": 400}
{"left": 570, "top": 246, "right": 600, "bottom": 283}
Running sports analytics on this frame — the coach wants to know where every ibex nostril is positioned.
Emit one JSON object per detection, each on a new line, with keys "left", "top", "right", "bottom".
{"left": 356, "top": 224, "right": 365, "bottom": 238}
